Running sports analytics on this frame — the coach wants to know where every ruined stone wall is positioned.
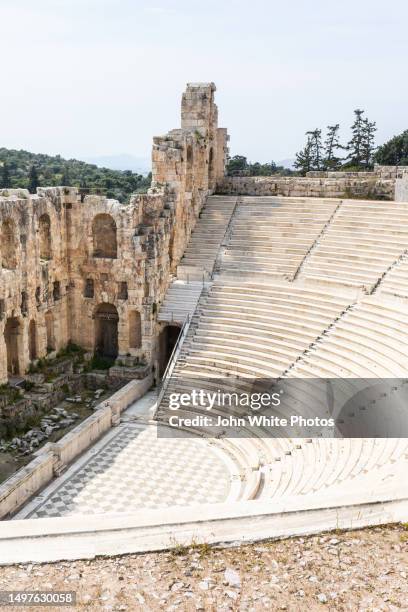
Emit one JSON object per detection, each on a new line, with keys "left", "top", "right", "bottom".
{"left": 0, "top": 187, "right": 73, "bottom": 383}
{"left": 0, "top": 83, "right": 228, "bottom": 383}
{"left": 152, "top": 83, "right": 228, "bottom": 271}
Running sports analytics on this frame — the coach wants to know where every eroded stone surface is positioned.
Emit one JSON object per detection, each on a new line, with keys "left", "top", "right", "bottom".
{"left": 0, "top": 83, "right": 228, "bottom": 384}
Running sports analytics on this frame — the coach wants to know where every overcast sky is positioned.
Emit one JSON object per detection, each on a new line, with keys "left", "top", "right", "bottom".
{"left": 1, "top": 0, "right": 407, "bottom": 164}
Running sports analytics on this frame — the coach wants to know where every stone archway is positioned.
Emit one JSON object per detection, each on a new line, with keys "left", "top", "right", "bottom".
{"left": 45, "top": 311, "right": 55, "bottom": 352}
{"left": 158, "top": 324, "right": 181, "bottom": 378}
{"left": 4, "top": 317, "right": 21, "bottom": 375}
{"left": 94, "top": 303, "right": 119, "bottom": 358}
{"left": 208, "top": 146, "right": 215, "bottom": 184}
{"left": 186, "top": 144, "right": 194, "bottom": 191}
{"left": 28, "top": 320, "right": 37, "bottom": 361}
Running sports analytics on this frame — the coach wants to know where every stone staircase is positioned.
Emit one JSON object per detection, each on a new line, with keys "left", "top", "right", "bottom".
{"left": 154, "top": 194, "right": 408, "bottom": 507}
{"left": 217, "top": 196, "right": 339, "bottom": 280}
{"left": 177, "top": 196, "right": 238, "bottom": 281}
{"left": 377, "top": 252, "right": 408, "bottom": 299}
{"left": 158, "top": 280, "right": 205, "bottom": 325}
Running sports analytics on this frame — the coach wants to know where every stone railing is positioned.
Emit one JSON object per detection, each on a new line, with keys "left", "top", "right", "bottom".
{"left": 0, "top": 375, "right": 152, "bottom": 519}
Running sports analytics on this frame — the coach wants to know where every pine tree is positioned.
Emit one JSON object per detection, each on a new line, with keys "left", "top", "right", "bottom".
{"left": 0, "top": 162, "right": 11, "bottom": 188}
{"left": 346, "top": 109, "right": 366, "bottom": 168}
{"left": 323, "top": 124, "right": 344, "bottom": 170}
{"left": 306, "top": 129, "right": 323, "bottom": 170}
{"left": 361, "top": 119, "right": 377, "bottom": 168}
{"left": 294, "top": 135, "right": 314, "bottom": 175}
{"left": 28, "top": 165, "right": 39, "bottom": 193}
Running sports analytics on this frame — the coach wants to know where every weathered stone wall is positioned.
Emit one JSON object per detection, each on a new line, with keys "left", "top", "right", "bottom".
{"left": 217, "top": 166, "right": 408, "bottom": 200}
{"left": 395, "top": 176, "right": 408, "bottom": 202}
{"left": 151, "top": 82, "right": 227, "bottom": 270}
{"left": 0, "top": 83, "right": 228, "bottom": 384}
{"left": 0, "top": 187, "right": 72, "bottom": 383}
{"left": 216, "top": 175, "right": 395, "bottom": 200}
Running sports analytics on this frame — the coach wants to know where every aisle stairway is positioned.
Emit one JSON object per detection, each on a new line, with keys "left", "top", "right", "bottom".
{"left": 378, "top": 254, "right": 408, "bottom": 299}
{"left": 299, "top": 199, "right": 408, "bottom": 289}
{"left": 177, "top": 196, "right": 237, "bottom": 281}
{"left": 217, "top": 197, "right": 339, "bottom": 280}
{"left": 155, "top": 193, "right": 408, "bottom": 507}
{"left": 158, "top": 280, "right": 205, "bottom": 325}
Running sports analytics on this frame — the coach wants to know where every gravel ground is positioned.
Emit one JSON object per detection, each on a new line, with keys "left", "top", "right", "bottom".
{"left": 0, "top": 524, "right": 407, "bottom": 611}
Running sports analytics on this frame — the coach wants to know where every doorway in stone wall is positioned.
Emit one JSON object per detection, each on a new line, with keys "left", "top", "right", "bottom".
{"left": 94, "top": 303, "right": 119, "bottom": 359}
{"left": 28, "top": 320, "right": 37, "bottom": 361}
{"left": 158, "top": 324, "right": 181, "bottom": 378}
{"left": 4, "top": 317, "right": 21, "bottom": 376}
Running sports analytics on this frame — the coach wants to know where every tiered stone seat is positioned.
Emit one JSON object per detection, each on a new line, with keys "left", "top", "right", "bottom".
{"left": 300, "top": 200, "right": 408, "bottom": 289}
{"left": 177, "top": 196, "right": 237, "bottom": 280}
{"left": 170, "top": 280, "right": 351, "bottom": 382}
{"left": 155, "top": 194, "right": 408, "bottom": 511}
{"left": 287, "top": 295, "right": 408, "bottom": 378}
{"left": 218, "top": 197, "right": 338, "bottom": 279}
{"left": 379, "top": 256, "right": 408, "bottom": 299}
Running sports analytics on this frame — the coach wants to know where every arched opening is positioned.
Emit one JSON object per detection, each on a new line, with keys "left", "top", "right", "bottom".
{"left": 84, "top": 278, "right": 94, "bottom": 298}
{"left": 208, "top": 147, "right": 215, "bottom": 183}
{"left": 129, "top": 311, "right": 142, "bottom": 349}
{"left": 39, "top": 214, "right": 52, "bottom": 260}
{"left": 4, "top": 317, "right": 21, "bottom": 375}
{"left": 158, "top": 324, "right": 181, "bottom": 378}
{"left": 94, "top": 303, "right": 119, "bottom": 359}
{"left": 28, "top": 320, "right": 37, "bottom": 361}
{"left": 92, "top": 214, "right": 117, "bottom": 258}
{"left": 45, "top": 311, "right": 55, "bottom": 352}
{"left": 1, "top": 218, "right": 18, "bottom": 269}
{"left": 186, "top": 144, "right": 194, "bottom": 191}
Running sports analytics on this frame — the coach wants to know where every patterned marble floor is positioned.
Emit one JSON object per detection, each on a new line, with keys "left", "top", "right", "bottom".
{"left": 16, "top": 421, "right": 232, "bottom": 519}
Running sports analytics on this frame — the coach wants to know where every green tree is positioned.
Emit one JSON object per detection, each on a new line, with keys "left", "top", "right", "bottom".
{"left": 0, "top": 162, "right": 11, "bottom": 188}
{"left": 61, "top": 168, "right": 71, "bottom": 186}
{"left": 28, "top": 165, "right": 39, "bottom": 193}
{"left": 226, "top": 155, "right": 248, "bottom": 176}
{"left": 374, "top": 130, "right": 408, "bottom": 166}
{"left": 323, "top": 124, "right": 344, "bottom": 170}
{"left": 361, "top": 119, "right": 377, "bottom": 168}
{"left": 294, "top": 135, "right": 314, "bottom": 175}
{"left": 345, "top": 109, "right": 366, "bottom": 168}
{"left": 306, "top": 129, "right": 323, "bottom": 170}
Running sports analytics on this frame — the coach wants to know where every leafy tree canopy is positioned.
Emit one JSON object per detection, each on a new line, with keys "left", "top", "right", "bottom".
{"left": 226, "top": 155, "right": 295, "bottom": 177}
{"left": 374, "top": 130, "right": 408, "bottom": 166}
{"left": 0, "top": 148, "right": 151, "bottom": 203}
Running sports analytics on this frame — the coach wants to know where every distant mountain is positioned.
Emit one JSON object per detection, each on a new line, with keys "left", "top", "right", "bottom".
{"left": 84, "top": 154, "right": 151, "bottom": 175}
{"left": 0, "top": 148, "right": 151, "bottom": 203}
{"left": 277, "top": 158, "right": 296, "bottom": 170}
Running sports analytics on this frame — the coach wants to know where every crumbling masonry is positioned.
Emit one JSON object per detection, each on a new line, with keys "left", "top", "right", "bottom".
{"left": 0, "top": 83, "right": 228, "bottom": 384}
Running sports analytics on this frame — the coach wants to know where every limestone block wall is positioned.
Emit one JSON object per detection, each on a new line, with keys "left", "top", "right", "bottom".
{"left": 67, "top": 189, "right": 175, "bottom": 364}
{"left": 395, "top": 176, "right": 408, "bottom": 202}
{"left": 0, "top": 188, "right": 73, "bottom": 383}
{"left": 0, "top": 83, "right": 228, "bottom": 383}
{"left": 216, "top": 175, "right": 395, "bottom": 200}
{"left": 152, "top": 83, "right": 228, "bottom": 272}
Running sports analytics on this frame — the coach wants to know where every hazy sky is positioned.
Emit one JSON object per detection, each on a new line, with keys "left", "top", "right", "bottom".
{"left": 1, "top": 0, "right": 407, "bottom": 163}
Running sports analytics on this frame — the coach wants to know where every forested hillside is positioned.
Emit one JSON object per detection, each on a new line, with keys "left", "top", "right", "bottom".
{"left": 0, "top": 148, "right": 151, "bottom": 203}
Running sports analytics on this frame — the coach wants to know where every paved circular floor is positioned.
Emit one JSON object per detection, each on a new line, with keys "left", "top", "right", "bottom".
{"left": 16, "top": 422, "right": 232, "bottom": 519}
